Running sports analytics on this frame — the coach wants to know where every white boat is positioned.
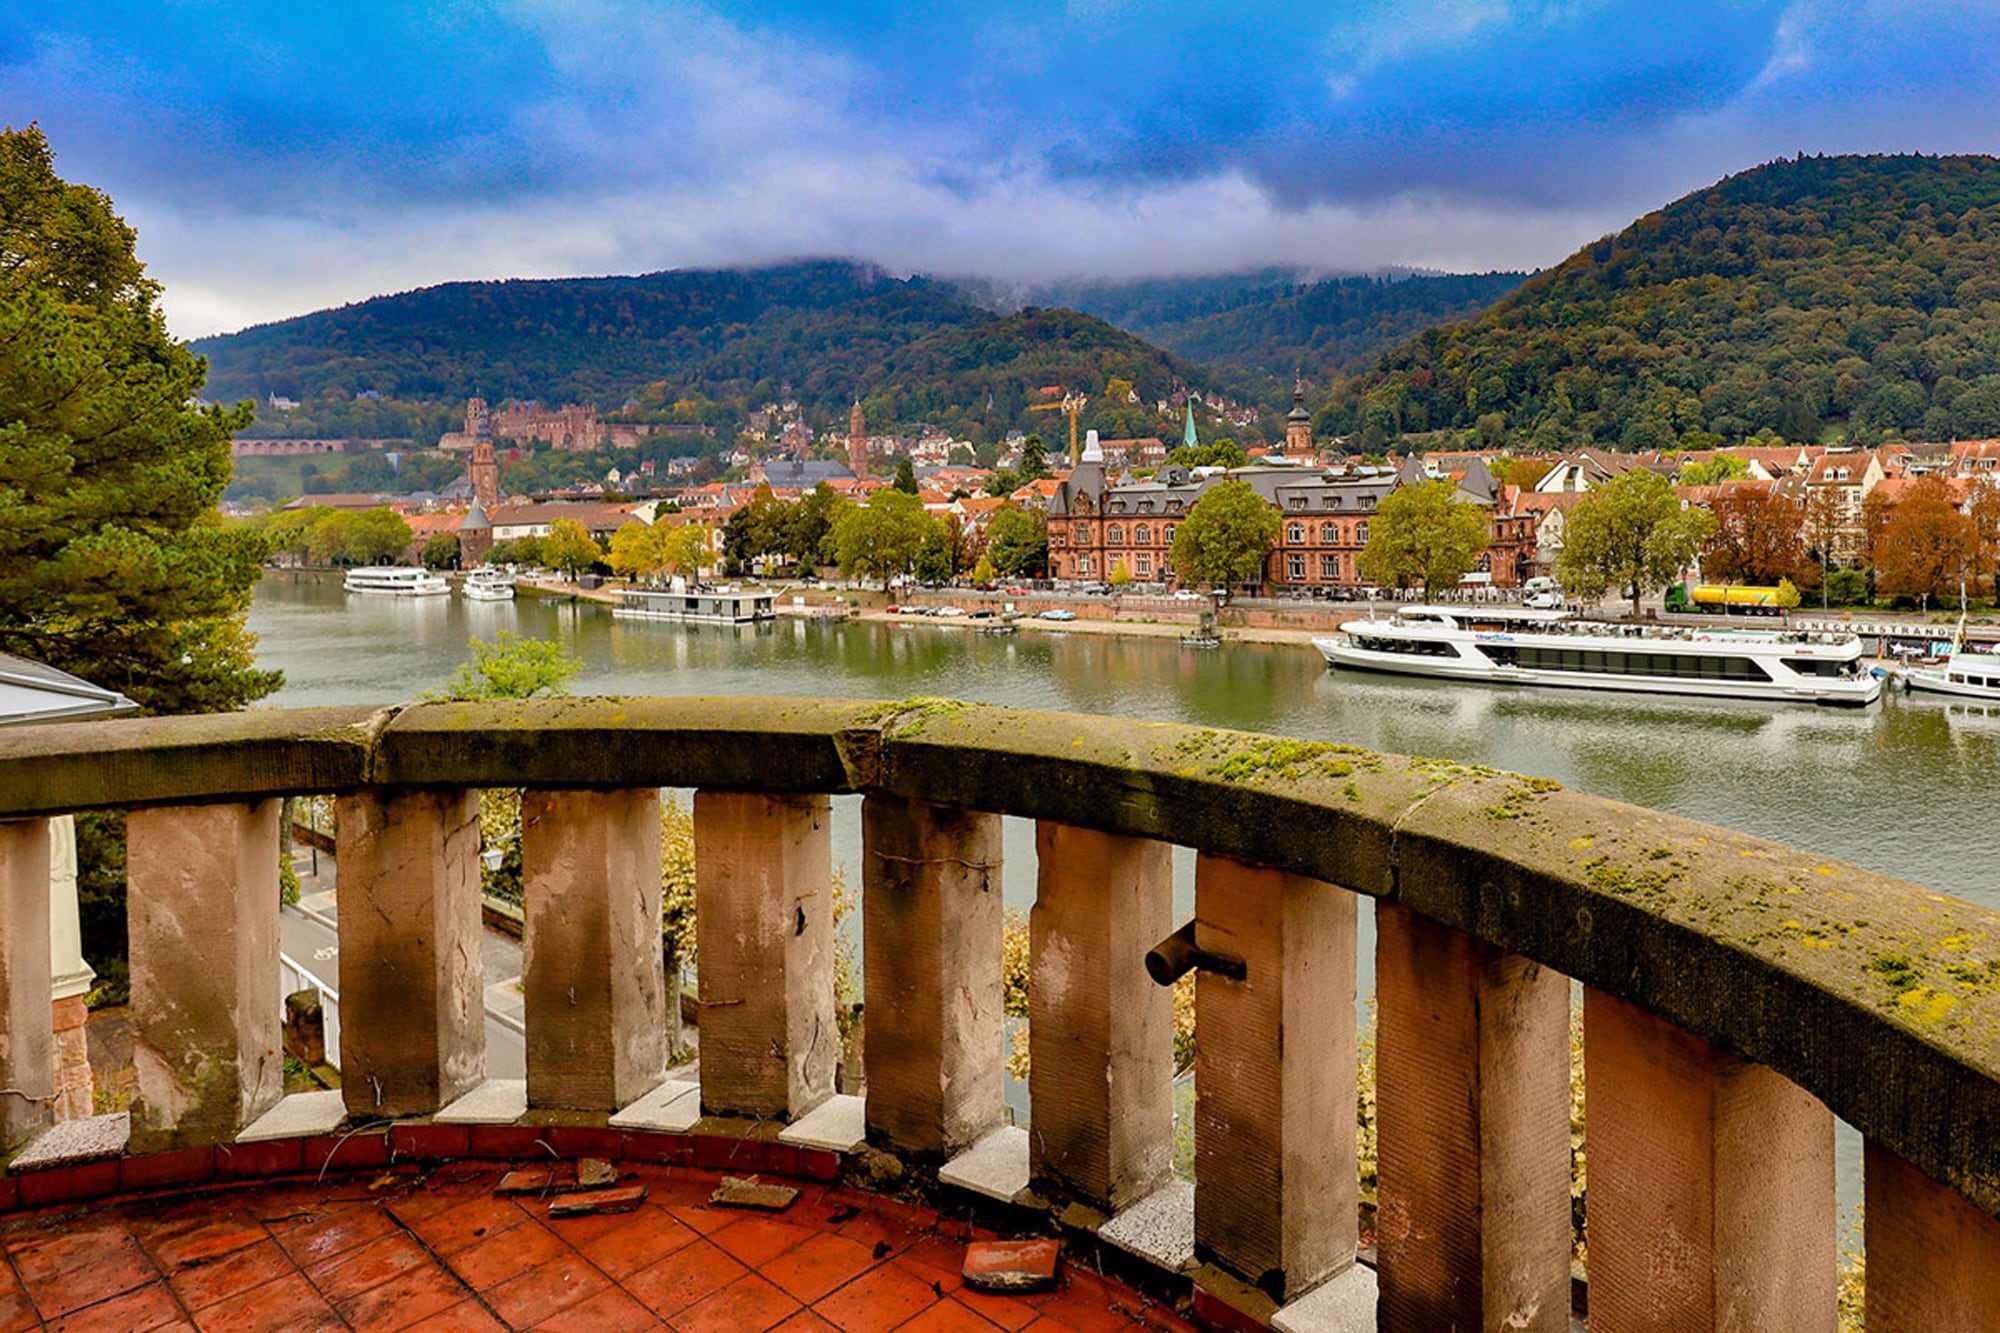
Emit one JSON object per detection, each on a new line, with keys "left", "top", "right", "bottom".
{"left": 1314, "top": 605, "right": 1882, "bottom": 707}
{"left": 343, "top": 566, "right": 449, "bottom": 596}
{"left": 613, "top": 586, "right": 776, "bottom": 624}
{"left": 1902, "top": 651, "right": 2000, "bottom": 701}
{"left": 462, "top": 569, "right": 515, "bottom": 601}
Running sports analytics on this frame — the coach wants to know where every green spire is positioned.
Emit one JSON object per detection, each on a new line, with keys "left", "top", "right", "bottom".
{"left": 1182, "top": 401, "right": 1198, "bottom": 449}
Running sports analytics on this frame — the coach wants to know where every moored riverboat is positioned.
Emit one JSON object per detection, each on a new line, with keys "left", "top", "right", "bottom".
{"left": 1315, "top": 605, "right": 1881, "bottom": 706}
{"left": 1902, "top": 651, "right": 2000, "bottom": 701}
{"left": 613, "top": 585, "right": 776, "bottom": 624}
{"left": 343, "top": 566, "right": 449, "bottom": 597}
{"left": 461, "top": 568, "right": 515, "bottom": 601}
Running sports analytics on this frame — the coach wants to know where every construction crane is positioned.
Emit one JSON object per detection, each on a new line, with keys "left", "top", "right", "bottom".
{"left": 1027, "top": 392, "right": 1089, "bottom": 464}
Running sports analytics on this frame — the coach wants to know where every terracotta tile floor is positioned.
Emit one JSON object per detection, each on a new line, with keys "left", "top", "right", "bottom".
{"left": 0, "top": 1161, "right": 1198, "bottom": 1332}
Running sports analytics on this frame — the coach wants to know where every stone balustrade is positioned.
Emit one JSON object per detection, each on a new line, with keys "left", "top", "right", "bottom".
{"left": 0, "top": 697, "right": 1997, "bottom": 1331}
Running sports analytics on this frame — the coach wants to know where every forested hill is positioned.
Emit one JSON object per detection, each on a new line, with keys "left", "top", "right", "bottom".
{"left": 1322, "top": 155, "right": 2000, "bottom": 451}
{"left": 856, "top": 306, "right": 1222, "bottom": 442}
{"left": 194, "top": 260, "right": 989, "bottom": 409}
{"left": 1006, "top": 270, "right": 1526, "bottom": 379}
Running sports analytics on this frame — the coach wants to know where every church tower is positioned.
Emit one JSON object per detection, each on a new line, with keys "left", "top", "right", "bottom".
{"left": 1285, "top": 378, "right": 1313, "bottom": 456}
{"left": 848, "top": 401, "right": 869, "bottom": 478}
{"left": 469, "top": 437, "right": 500, "bottom": 511}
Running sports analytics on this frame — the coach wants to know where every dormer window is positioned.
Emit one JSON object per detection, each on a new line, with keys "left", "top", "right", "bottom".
{"left": 1290, "top": 497, "right": 1307, "bottom": 510}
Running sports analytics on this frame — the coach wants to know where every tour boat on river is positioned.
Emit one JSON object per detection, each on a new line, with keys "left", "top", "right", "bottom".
{"left": 1314, "top": 605, "right": 1882, "bottom": 706}
{"left": 461, "top": 568, "right": 515, "bottom": 601}
{"left": 1901, "top": 651, "right": 2000, "bottom": 701}
{"left": 342, "top": 566, "right": 449, "bottom": 597}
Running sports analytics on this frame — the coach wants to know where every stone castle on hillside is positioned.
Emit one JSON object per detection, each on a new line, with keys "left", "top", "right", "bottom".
{"left": 438, "top": 397, "right": 649, "bottom": 453}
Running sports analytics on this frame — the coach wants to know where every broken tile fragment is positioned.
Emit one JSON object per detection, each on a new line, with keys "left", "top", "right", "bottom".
{"left": 963, "top": 1239, "right": 1061, "bottom": 1293}
{"left": 548, "top": 1184, "right": 648, "bottom": 1216}
{"left": 577, "top": 1157, "right": 618, "bottom": 1188}
{"left": 710, "top": 1175, "right": 800, "bottom": 1211}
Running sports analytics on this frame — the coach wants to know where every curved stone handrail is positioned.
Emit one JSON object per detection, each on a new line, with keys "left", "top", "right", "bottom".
{"left": 4, "top": 695, "right": 1995, "bottom": 1223}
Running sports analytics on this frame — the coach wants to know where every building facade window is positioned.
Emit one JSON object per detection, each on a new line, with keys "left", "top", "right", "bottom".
{"left": 1134, "top": 523, "right": 1150, "bottom": 544}
{"left": 1165, "top": 524, "right": 1177, "bottom": 543}
{"left": 1287, "top": 554, "right": 1305, "bottom": 580}
{"left": 1319, "top": 522, "right": 1335, "bottom": 543}
{"left": 1321, "top": 554, "right": 1338, "bottom": 580}
{"left": 1357, "top": 522, "right": 1369, "bottom": 543}
{"left": 1077, "top": 556, "right": 1091, "bottom": 575}
{"left": 1137, "top": 555, "right": 1152, "bottom": 576}
{"left": 1287, "top": 524, "right": 1305, "bottom": 544}
{"left": 1107, "top": 524, "right": 1123, "bottom": 544}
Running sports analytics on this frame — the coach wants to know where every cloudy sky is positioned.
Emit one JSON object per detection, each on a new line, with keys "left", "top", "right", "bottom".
{"left": 7, "top": 0, "right": 1999, "bottom": 338}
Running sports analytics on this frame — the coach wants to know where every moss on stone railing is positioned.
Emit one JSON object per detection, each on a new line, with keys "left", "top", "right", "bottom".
{"left": 4, "top": 694, "right": 1999, "bottom": 1227}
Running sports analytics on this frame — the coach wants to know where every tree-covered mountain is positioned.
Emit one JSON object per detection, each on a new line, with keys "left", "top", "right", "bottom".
{"left": 1322, "top": 155, "right": 2000, "bottom": 452}
{"left": 995, "top": 269, "right": 1526, "bottom": 379}
{"left": 196, "top": 260, "right": 989, "bottom": 414}
{"left": 856, "top": 306, "right": 1229, "bottom": 444}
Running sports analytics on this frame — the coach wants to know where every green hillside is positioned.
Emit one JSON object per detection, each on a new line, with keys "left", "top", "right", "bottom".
{"left": 1323, "top": 155, "right": 2000, "bottom": 451}
{"left": 195, "top": 260, "right": 988, "bottom": 417}
{"left": 1015, "top": 269, "right": 1526, "bottom": 378}
{"left": 857, "top": 306, "right": 1231, "bottom": 443}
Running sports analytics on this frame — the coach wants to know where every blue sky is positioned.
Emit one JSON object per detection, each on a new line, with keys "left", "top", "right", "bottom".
{"left": 7, "top": 0, "right": 2000, "bottom": 337}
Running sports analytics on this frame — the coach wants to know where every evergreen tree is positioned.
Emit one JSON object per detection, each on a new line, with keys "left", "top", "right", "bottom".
{"left": 0, "top": 127, "right": 277, "bottom": 712}
{"left": 893, "top": 456, "right": 919, "bottom": 494}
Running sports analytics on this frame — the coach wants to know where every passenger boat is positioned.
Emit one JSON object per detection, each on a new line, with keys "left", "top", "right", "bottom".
{"left": 613, "top": 585, "right": 776, "bottom": 624}
{"left": 1314, "top": 605, "right": 1881, "bottom": 706}
{"left": 343, "top": 566, "right": 449, "bottom": 596}
{"left": 1902, "top": 651, "right": 2000, "bottom": 701}
{"left": 462, "top": 569, "right": 515, "bottom": 601}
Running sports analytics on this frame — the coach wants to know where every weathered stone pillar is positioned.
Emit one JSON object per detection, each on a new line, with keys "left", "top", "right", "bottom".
{"left": 0, "top": 818, "right": 54, "bottom": 1151}
{"left": 1029, "top": 820, "right": 1173, "bottom": 1211}
{"left": 1194, "top": 854, "right": 1357, "bottom": 1302}
{"left": 1864, "top": 1141, "right": 2000, "bottom": 1330}
{"left": 1374, "top": 904, "right": 1572, "bottom": 1331}
{"left": 47, "top": 815, "right": 95, "bottom": 1122}
{"left": 1584, "top": 987, "right": 1834, "bottom": 1333}
{"left": 336, "top": 789, "right": 485, "bottom": 1119}
{"left": 862, "top": 796, "right": 1004, "bottom": 1156}
{"left": 521, "top": 788, "right": 666, "bottom": 1111}
{"left": 127, "top": 801, "right": 285, "bottom": 1150}
{"left": 693, "top": 792, "right": 834, "bottom": 1121}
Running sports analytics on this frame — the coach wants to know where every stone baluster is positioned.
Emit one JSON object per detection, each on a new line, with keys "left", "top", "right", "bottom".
{"left": 693, "top": 792, "right": 835, "bottom": 1121}
{"left": 335, "top": 789, "right": 486, "bottom": 1119}
{"left": 127, "top": 801, "right": 286, "bottom": 1150}
{"left": 0, "top": 818, "right": 54, "bottom": 1152}
{"left": 1584, "top": 987, "right": 1834, "bottom": 1332}
{"left": 1028, "top": 821, "right": 1173, "bottom": 1211}
{"left": 861, "top": 796, "right": 1004, "bottom": 1156}
{"left": 1862, "top": 1141, "right": 2000, "bottom": 1330}
{"left": 1193, "top": 854, "right": 1357, "bottom": 1304}
{"left": 520, "top": 789, "right": 666, "bottom": 1111}
{"left": 1374, "top": 904, "right": 1573, "bottom": 1330}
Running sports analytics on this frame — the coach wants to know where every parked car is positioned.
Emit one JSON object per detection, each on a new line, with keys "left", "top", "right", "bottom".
{"left": 1172, "top": 589, "right": 1205, "bottom": 600}
{"left": 969, "top": 609, "right": 996, "bottom": 619}
{"left": 1040, "top": 608, "right": 1078, "bottom": 621}
{"left": 935, "top": 605, "right": 965, "bottom": 617}
{"left": 1079, "top": 582, "right": 1113, "bottom": 595}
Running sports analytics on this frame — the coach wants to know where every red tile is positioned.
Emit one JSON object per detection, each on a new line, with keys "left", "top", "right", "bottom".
{"left": 120, "top": 1147, "right": 216, "bottom": 1194}
{"left": 962, "top": 1240, "right": 1059, "bottom": 1292}
{"left": 811, "top": 1259, "right": 941, "bottom": 1333}
{"left": 402, "top": 1300, "right": 510, "bottom": 1332}
{"left": 334, "top": 1263, "right": 470, "bottom": 1331}
{"left": 139, "top": 1214, "right": 268, "bottom": 1270}
{"left": 405, "top": 1193, "right": 532, "bottom": 1255}
{"left": 896, "top": 1298, "right": 1011, "bottom": 1333}
{"left": 449, "top": 1218, "right": 570, "bottom": 1291}
{"left": 195, "top": 1273, "right": 346, "bottom": 1333}
{"left": 544, "top": 1200, "right": 646, "bottom": 1246}
{"left": 216, "top": 1138, "right": 305, "bottom": 1179}
{"left": 165, "top": 1237, "right": 297, "bottom": 1311}
{"left": 0, "top": 1262, "right": 37, "bottom": 1333}
{"left": 771, "top": 1313, "right": 841, "bottom": 1333}
{"left": 708, "top": 1215, "right": 814, "bottom": 1268}
{"left": 17, "top": 1160, "right": 121, "bottom": 1209}
{"left": 39, "top": 1279, "right": 183, "bottom": 1333}
{"left": 575, "top": 1212, "right": 698, "bottom": 1280}
{"left": 545, "top": 1126, "right": 626, "bottom": 1160}
{"left": 797, "top": 1149, "right": 841, "bottom": 1182}
{"left": 549, "top": 1184, "right": 648, "bottom": 1217}
{"left": 389, "top": 1123, "right": 472, "bottom": 1161}
{"left": 759, "top": 1231, "right": 879, "bottom": 1304}
{"left": 11, "top": 1229, "right": 155, "bottom": 1318}
{"left": 532, "top": 1283, "right": 665, "bottom": 1331}
{"left": 621, "top": 1131, "right": 695, "bottom": 1166}
{"left": 622, "top": 1238, "right": 747, "bottom": 1317}
{"left": 671, "top": 1272, "right": 802, "bottom": 1333}
{"left": 466, "top": 1124, "right": 550, "bottom": 1159}
{"left": 271, "top": 1201, "right": 402, "bottom": 1266}
{"left": 1040, "top": 1272, "right": 1147, "bottom": 1333}
{"left": 301, "top": 1131, "right": 390, "bottom": 1175}
{"left": 663, "top": 1203, "right": 736, "bottom": 1236}
{"left": 483, "top": 1253, "right": 609, "bottom": 1328}
{"left": 955, "top": 1287, "right": 1040, "bottom": 1332}
{"left": 305, "top": 1230, "right": 432, "bottom": 1304}
{"left": 898, "top": 1236, "right": 970, "bottom": 1292}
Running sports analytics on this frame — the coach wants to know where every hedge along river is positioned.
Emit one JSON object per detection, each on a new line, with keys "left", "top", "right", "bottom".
{"left": 250, "top": 573, "right": 2000, "bottom": 1206}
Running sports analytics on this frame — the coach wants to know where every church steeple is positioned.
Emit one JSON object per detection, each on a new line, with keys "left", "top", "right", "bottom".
{"left": 1285, "top": 375, "right": 1312, "bottom": 456}
{"left": 1183, "top": 402, "right": 1199, "bottom": 450}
